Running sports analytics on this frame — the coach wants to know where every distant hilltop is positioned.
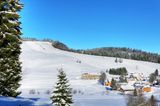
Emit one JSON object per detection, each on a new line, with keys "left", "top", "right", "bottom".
{"left": 22, "top": 37, "right": 160, "bottom": 64}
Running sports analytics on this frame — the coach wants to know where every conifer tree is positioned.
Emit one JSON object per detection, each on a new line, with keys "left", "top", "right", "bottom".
{"left": 51, "top": 69, "right": 73, "bottom": 106}
{"left": 115, "top": 58, "right": 118, "bottom": 63}
{"left": 155, "top": 69, "right": 159, "bottom": 76}
{"left": 111, "top": 78, "right": 117, "bottom": 90}
{"left": 0, "top": 0, "right": 23, "bottom": 97}
{"left": 149, "top": 95, "right": 157, "bottom": 106}
{"left": 133, "top": 89, "right": 137, "bottom": 96}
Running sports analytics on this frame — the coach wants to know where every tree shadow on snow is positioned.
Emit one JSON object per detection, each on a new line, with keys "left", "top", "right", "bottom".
{"left": 0, "top": 96, "right": 38, "bottom": 106}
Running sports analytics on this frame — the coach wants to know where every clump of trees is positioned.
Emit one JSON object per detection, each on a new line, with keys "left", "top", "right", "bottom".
{"left": 51, "top": 69, "right": 73, "bottom": 106}
{"left": 52, "top": 41, "right": 69, "bottom": 51}
{"left": 127, "top": 95, "right": 157, "bottom": 106}
{"left": 83, "top": 47, "right": 160, "bottom": 64}
{"left": 127, "top": 89, "right": 157, "bottom": 106}
{"left": 109, "top": 67, "right": 128, "bottom": 76}
{"left": 49, "top": 40, "right": 160, "bottom": 64}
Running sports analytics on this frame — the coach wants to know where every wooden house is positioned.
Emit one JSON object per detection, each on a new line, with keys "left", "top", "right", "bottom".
{"left": 81, "top": 73, "right": 100, "bottom": 80}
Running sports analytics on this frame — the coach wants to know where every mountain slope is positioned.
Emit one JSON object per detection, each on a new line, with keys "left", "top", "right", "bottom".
{"left": 19, "top": 41, "right": 160, "bottom": 106}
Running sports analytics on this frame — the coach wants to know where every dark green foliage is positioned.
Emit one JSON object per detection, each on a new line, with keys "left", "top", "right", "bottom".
{"left": 109, "top": 67, "right": 128, "bottom": 76}
{"left": 111, "top": 78, "right": 117, "bottom": 90}
{"left": 0, "top": 0, "right": 23, "bottom": 97}
{"left": 115, "top": 58, "right": 118, "bottom": 63}
{"left": 51, "top": 69, "right": 73, "bottom": 106}
{"left": 52, "top": 41, "right": 69, "bottom": 51}
{"left": 155, "top": 69, "right": 159, "bottom": 76}
{"left": 98, "top": 71, "right": 106, "bottom": 85}
{"left": 50, "top": 40, "right": 160, "bottom": 64}
{"left": 80, "top": 47, "right": 160, "bottom": 63}
{"left": 133, "top": 89, "right": 137, "bottom": 96}
{"left": 149, "top": 95, "right": 157, "bottom": 106}
{"left": 158, "top": 57, "right": 160, "bottom": 63}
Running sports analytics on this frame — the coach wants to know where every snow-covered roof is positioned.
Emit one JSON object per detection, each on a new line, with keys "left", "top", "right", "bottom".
{"left": 121, "top": 85, "right": 135, "bottom": 91}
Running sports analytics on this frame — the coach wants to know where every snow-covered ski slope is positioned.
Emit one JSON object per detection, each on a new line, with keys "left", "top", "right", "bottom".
{"left": 19, "top": 41, "right": 160, "bottom": 106}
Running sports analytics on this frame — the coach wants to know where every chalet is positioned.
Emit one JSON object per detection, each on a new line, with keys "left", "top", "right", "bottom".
{"left": 143, "top": 86, "right": 151, "bottom": 92}
{"left": 120, "top": 85, "right": 135, "bottom": 92}
{"left": 81, "top": 73, "right": 100, "bottom": 80}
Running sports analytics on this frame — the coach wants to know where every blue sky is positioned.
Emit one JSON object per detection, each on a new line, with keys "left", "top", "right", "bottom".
{"left": 20, "top": 0, "right": 160, "bottom": 53}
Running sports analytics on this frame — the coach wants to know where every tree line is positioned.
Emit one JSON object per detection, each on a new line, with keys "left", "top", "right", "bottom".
{"left": 50, "top": 40, "right": 160, "bottom": 64}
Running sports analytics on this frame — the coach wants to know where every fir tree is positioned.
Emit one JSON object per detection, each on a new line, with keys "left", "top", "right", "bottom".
{"left": 155, "top": 69, "right": 159, "bottom": 76}
{"left": 111, "top": 78, "right": 117, "bottom": 90}
{"left": 0, "top": 0, "right": 23, "bottom": 97}
{"left": 51, "top": 69, "right": 73, "bottom": 106}
{"left": 115, "top": 58, "right": 118, "bottom": 63}
{"left": 149, "top": 95, "right": 157, "bottom": 106}
{"left": 133, "top": 89, "right": 137, "bottom": 96}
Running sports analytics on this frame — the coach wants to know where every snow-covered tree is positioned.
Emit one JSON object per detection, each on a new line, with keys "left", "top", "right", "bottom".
{"left": 0, "top": 0, "right": 23, "bottom": 97}
{"left": 51, "top": 69, "right": 73, "bottom": 106}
